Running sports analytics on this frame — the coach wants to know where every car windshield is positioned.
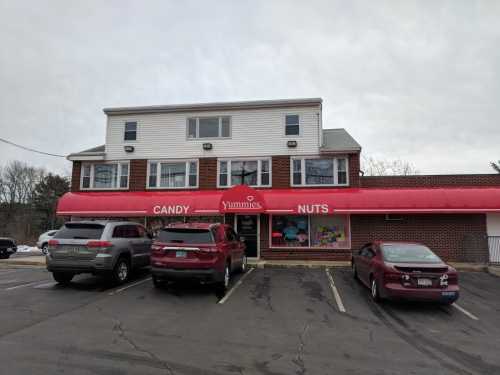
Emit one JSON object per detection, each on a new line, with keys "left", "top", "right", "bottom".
{"left": 54, "top": 223, "right": 105, "bottom": 240}
{"left": 381, "top": 243, "right": 442, "bottom": 263}
{"left": 157, "top": 228, "right": 214, "bottom": 244}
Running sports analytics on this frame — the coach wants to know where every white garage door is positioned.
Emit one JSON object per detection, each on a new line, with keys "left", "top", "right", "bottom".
{"left": 487, "top": 214, "right": 500, "bottom": 264}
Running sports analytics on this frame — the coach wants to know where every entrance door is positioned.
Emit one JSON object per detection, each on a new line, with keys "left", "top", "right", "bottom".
{"left": 235, "top": 215, "right": 259, "bottom": 259}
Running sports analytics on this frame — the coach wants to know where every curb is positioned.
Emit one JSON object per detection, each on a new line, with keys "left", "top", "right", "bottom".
{"left": 448, "top": 262, "right": 488, "bottom": 272}
{"left": 247, "top": 260, "right": 351, "bottom": 269}
{"left": 0, "top": 256, "right": 46, "bottom": 267}
{"left": 487, "top": 266, "right": 500, "bottom": 278}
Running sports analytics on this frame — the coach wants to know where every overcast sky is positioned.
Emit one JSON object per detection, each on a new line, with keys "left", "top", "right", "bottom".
{"left": 1, "top": 0, "right": 499, "bottom": 175}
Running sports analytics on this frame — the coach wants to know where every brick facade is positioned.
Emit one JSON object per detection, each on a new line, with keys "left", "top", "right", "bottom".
{"left": 350, "top": 214, "right": 489, "bottom": 263}
{"left": 199, "top": 158, "right": 217, "bottom": 190}
{"left": 129, "top": 159, "right": 147, "bottom": 191}
{"left": 361, "top": 174, "right": 500, "bottom": 188}
{"left": 71, "top": 161, "right": 81, "bottom": 192}
{"left": 272, "top": 156, "right": 291, "bottom": 188}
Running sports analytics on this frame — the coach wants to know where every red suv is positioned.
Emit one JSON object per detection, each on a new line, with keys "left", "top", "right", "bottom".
{"left": 150, "top": 223, "right": 247, "bottom": 292}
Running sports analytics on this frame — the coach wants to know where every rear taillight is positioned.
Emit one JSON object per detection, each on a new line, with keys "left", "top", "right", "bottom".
{"left": 87, "top": 240, "right": 113, "bottom": 253}
{"left": 383, "top": 271, "right": 401, "bottom": 283}
{"left": 48, "top": 239, "right": 59, "bottom": 247}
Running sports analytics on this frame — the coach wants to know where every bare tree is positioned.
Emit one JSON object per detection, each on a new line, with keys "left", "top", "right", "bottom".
{"left": 362, "top": 156, "right": 419, "bottom": 176}
{"left": 491, "top": 161, "right": 500, "bottom": 173}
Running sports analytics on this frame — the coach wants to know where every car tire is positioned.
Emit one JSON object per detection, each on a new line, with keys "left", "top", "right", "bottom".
{"left": 370, "top": 277, "right": 381, "bottom": 302}
{"left": 112, "top": 257, "right": 130, "bottom": 285}
{"left": 52, "top": 272, "right": 74, "bottom": 285}
{"left": 0, "top": 253, "right": 9, "bottom": 259}
{"left": 41, "top": 244, "right": 49, "bottom": 255}
{"left": 239, "top": 255, "right": 247, "bottom": 273}
{"left": 152, "top": 275, "right": 163, "bottom": 288}
{"left": 352, "top": 263, "right": 358, "bottom": 280}
{"left": 216, "top": 263, "right": 231, "bottom": 294}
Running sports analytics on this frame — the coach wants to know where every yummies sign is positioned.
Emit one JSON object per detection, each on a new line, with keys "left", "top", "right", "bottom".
{"left": 219, "top": 185, "right": 266, "bottom": 213}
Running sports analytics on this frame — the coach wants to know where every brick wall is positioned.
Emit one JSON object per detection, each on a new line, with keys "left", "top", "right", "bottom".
{"left": 199, "top": 158, "right": 217, "bottom": 190}
{"left": 272, "top": 156, "right": 291, "bottom": 188}
{"left": 349, "top": 153, "right": 360, "bottom": 187}
{"left": 71, "top": 161, "right": 81, "bottom": 192}
{"left": 350, "top": 214, "right": 489, "bottom": 263}
{"left": 129, "top": 159, "right": 147, "bottom": 191}
{"left": 361, "top": 174, "right": 500, "bottom": 188}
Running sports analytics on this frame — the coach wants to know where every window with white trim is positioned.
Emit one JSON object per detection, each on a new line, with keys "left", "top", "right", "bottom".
{"left": 124, "top": 122, "right": 137, "bottom": 141}
{"left": 148, "top": 160, "right": 198, "bottom": 189}
{"left": 218, "top": 159, "right": 271, "bottom": 187}
{"left": 285, "top": 114, "right": 300, "bottom": 136}
{"left": 80, "top": 162, "right": 129, "bottom": 190}
{"left": 187, "top": 116, "right": 231, "bottom": 139}
{"left": 291, "top": 157, "right": 349, "bottom": 186}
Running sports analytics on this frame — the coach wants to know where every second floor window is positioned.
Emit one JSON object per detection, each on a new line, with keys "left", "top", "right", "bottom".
{"left": 187, "top": 116, "right": 231, "bottom": 139}
{"left": 124, "top": 122, "right": 137, "bottom": 141}
{"left": 291, "top": 157, "right": 349, "bottom": 186}
{"left": 80, "top": 162, "right": 129, "bottom": 190}
{"left": 148, "top": 160, "right": 198, "bottom": 188}
{"left": 218, "top": 159, "right": 271, "bottom": 187}
{"left": 285, "top": 114, "right": 300, "bottom": 136}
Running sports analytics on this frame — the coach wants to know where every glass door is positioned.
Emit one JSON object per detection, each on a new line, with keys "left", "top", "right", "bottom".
{"left": 235, "top": 215, "right": 259, "bottom": 259}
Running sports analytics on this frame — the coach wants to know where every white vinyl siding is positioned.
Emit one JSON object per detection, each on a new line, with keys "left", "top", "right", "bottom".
{"left": 104, "top": 106, "right": 321, "bottom": 160}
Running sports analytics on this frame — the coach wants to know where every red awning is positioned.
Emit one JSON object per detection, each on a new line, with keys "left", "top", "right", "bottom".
{"left": 57, "top": 187, "right": 500, "bottom": 217}
{"left": 57, "top": 191, "right": 223, "bottom": 217}
{"left": 263, "top": 187, "right": 500, "bottom": 214}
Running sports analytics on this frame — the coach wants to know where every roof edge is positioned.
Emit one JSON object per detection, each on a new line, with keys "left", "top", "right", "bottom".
{"left": 103, "top": 98, "right": 322, "bottom": 115}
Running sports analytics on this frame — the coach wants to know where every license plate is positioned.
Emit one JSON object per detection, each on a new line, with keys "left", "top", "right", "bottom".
{"left": 442, "top": 291, "right": 456, "bottom": 297}
{"left": 176, "top": 251, "right": 187, "bottom": 258}
{"left": 417, "top": 278, "right": 432, "bottom": 286}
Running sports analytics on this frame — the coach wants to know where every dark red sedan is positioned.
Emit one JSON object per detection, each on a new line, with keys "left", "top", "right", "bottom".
{"left": 352, "top": 241, "right": 459, "bottom": 304}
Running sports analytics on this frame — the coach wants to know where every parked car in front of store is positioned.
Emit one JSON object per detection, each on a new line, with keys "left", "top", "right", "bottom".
{"left": 37, "top": 229, "right": 59, "bottom": 254}
{"left": 352, "top": 241, "right": 459, "bottom": 304}
{"left": 0, "top": 237, "right": 17, "bottom": 259}
{"left": 151, "top": 223, "right": 246, "bottom": 293}
{"left": 47, "top": 221, "right": 152, "bottom": 285}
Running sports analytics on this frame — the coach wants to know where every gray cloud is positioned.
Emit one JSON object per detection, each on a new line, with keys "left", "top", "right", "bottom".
{"left": 1, "top": 0, "right": 499, "bottom": 174}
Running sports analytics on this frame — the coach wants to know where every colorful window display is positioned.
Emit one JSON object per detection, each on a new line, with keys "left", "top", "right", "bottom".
{"left": 271, "top": 215, "right": 350, "bottom": 249}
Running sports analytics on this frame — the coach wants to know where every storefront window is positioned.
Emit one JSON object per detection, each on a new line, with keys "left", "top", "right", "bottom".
{"left": 148, "top": 160, "right": 198, "bottom": 189}
{"left": 291, "top": 157, "right": 349, "bottom": 186}
{"left": 218, "top": 159, "right": 271, "bottom": 187}
{"left": 81, "top": 162, "right": 129, "bottom": 190}
{"left": 271, "top": 214, "right": 350, "bottom": 249}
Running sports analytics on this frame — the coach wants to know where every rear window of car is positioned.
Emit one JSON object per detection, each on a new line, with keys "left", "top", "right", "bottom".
{"left": 54, "top": 223, "right": 105, "bottom": 240}
{"left": 157, "top": 228, "right": 214, "bottom": 244}
{"left": 381, "top": 243, "right": 442, "bottom": 263}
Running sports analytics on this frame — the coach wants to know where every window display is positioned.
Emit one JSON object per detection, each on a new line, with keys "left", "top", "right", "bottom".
{"left": 271, "top": 214, "right": 350, "bottom": 249}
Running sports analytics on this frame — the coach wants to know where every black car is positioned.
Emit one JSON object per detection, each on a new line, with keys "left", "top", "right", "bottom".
{"left": 0, "top": 237, "right": 17, "bottom": 259}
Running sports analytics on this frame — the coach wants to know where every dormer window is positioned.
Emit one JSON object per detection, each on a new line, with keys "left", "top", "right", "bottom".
{"left": 124, "top": 122, "right": 137, "bottom": 141}
{"left": 187, "top": 116, "right": 231, "bottom": 139}
{"left": 285, "top": 114, "right": 300, "bottom": 136}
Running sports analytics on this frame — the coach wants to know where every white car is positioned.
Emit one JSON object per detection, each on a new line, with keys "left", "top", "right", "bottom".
{"left": 37, "top": 230, "right": 58, "bottom": 254}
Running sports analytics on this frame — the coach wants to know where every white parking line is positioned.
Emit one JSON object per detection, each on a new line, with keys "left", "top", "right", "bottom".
{"left": 108, "top": 277, "right": 152, "bottom": 296}
{"left": 325, "top": 268, "right": 346, "bottom": 313}
{"left": 33, "top": 281, "right": 58, "bottom": 289}
{"left": 5, "top": 280, "right": 49, "bottom": 291}
{"left": 452, "top": 303, "right": 479, "bottom": 321}
{"left": 218, "top": 268, "right": 255, "bottom": 304}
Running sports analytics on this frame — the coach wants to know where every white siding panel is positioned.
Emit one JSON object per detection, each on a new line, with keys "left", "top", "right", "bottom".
{"left": 105, "top": 106, "right": 321, "bottom": 160}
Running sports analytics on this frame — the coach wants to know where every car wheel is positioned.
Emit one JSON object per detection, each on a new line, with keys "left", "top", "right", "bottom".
{"left": 112, "top": 258, "right": 130, "bottom": 285}
{"left": 0, "top": 253, "right": 9, "bottom": 259}
{"left": 152, "top": 275, "right": 163, "bottom": 288}
{"left": 216, "top": 263, "right": 231, "bottom": 294}
{"left": 240, "top": 255, "right": 247, "bottom": 273}
{"left": 370, "top": 277, "right": 381, "bottom": 302}
{"left": 52, "top": 272, "right": 73, "bottom": 285}
{"left": 41, "top": 244, "right": 49, "bottom": 255}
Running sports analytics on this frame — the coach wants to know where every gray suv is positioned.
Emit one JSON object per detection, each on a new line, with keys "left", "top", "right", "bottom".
{"left": 46, "top": 221, "right": 151, "bottom": 285}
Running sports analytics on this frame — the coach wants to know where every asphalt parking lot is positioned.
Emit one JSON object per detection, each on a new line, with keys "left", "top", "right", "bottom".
{"left": 0, "top": 266, "right": 499, "bottom": 375}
